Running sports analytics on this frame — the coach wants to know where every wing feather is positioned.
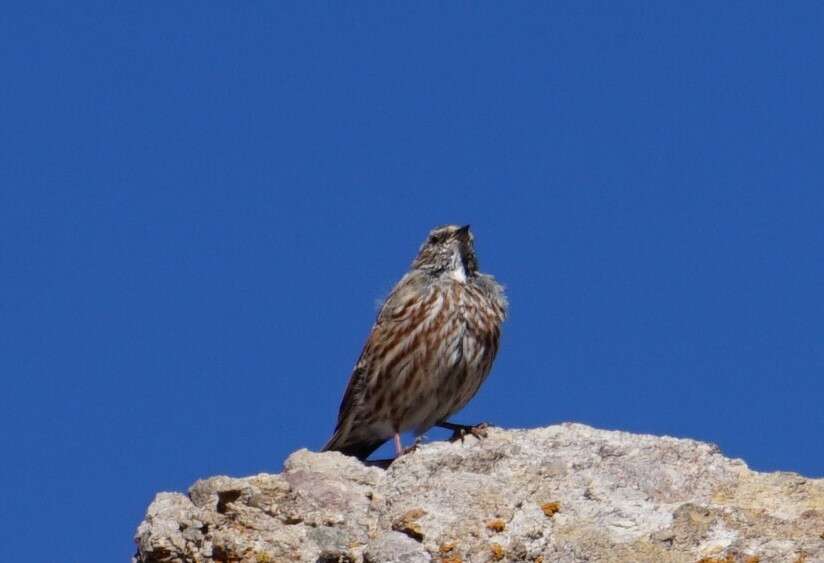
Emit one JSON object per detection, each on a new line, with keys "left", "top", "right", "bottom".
{"left": 322, "top": 271, "right": 429, "bottom": 457}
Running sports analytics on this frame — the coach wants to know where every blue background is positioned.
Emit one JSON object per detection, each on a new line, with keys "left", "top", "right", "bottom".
{"left": 2, "top": 3, "right": 823, "bottom": 561}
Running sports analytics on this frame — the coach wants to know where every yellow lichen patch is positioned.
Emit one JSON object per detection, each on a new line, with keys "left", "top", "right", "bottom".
{"left": 744, "top": 556, "right": 760, "bottom": 563}
{"left": 255, "top": 554, "right": 272, "bottom": 563}
{"left": 489, "top": 543, "right": 505, "bottom": 561}
{"left": 696, "top": 556, "right": 734, "bottom": 563}
{"left": 486, "top": 518, "right": 506, "bottom": 532}
{"left": 437, "top": 542, "right": 462, "bottom": 562}
{"left": 439, "top": 543, "right": 456, "bottom": 553}
{"left": 541, "top": 501, "right": 560, "bottom": 518}
{"left": 392, "top": 508, "right": 427, "bottom": 541}
{"left": 534, "top": 557, "right": 543, "bottom": 563}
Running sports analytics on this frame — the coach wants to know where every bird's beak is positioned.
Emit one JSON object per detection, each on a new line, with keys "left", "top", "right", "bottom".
{"left": 457, "top": 225, "right": 471, "bottom": 236}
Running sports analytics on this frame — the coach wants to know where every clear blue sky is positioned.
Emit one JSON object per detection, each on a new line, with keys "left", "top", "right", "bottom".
{"left": 2, "top": 3, "right": 823, "bottom": 561}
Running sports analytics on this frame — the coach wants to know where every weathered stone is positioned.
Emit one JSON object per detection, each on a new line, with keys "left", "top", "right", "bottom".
{"left": 134, "top": 423, "right": 824, "bottom": 562}
{"left": 364, "top": 531, "right": 431, "bottom": 563}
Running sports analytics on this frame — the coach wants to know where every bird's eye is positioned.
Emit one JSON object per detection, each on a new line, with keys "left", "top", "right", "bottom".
{"left": 429, "top": 234, "right": 442, "bottom": 244}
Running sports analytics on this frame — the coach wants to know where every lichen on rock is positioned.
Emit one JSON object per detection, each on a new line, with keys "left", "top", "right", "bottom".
{"left": 134, "top": 423, "right": 824, "bottom": 562}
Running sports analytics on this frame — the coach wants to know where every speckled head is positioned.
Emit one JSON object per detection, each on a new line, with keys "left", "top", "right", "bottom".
{"left": 411, "top": 224, "right": 478, "bottom": 280}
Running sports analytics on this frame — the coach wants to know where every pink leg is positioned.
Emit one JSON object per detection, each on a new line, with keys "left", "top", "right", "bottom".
{"left": 393, "top": 433, "right": 403, "bottom": 456}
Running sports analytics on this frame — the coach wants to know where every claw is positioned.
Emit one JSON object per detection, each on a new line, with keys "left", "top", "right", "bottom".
{"left": 468, "top": 422, "right": 489, "bottom": 440}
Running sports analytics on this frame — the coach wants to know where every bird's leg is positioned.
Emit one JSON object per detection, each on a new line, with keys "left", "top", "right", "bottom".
{"left": 392, "top": 432, "right": 422, "bottom": 458}
{"left": 437, "top": 421, "right": 490, "bottom": 442}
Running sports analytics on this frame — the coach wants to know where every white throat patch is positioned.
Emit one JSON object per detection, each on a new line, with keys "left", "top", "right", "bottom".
{"left": 450, "top": 264, "right": 467, "bottom": 283}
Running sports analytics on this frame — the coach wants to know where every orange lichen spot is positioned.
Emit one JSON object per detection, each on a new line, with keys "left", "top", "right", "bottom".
{"left": 438, "top": 542, "right": 462, "bottom": 562}
{"left": 541, "top": 501, "right": 560, "bottom": 518}
{"left": 486, "top": 518, "right": 506, "bottom": 532}
{"left": 439, "top": 543, "right": 456, "bottom": 553}
{"left": 392, "top": 508, "right": 427, "bottom": 541}
{"left": 697, "top": 556, "right": 735, "bottom": 563}
{"left": 489, "top": 543, "right": 505, "bottom": 561}
{"left": 534, "top": 557, "right": 544, "bottom": 563}
{"left": 744, "top": 556, "right": 760, "bottom": 563}
{"left": 400, "top": 507, "right": 427, "bottom": 520}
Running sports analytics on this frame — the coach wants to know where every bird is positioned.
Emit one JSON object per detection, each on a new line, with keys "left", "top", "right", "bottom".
{"left": 322, "top": 224, "right": 507, "bottom": 460}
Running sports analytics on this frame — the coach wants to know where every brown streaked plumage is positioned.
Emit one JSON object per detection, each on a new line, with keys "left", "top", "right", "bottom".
{"left": 322, "top": 225, "right": 507, "bottom": 460}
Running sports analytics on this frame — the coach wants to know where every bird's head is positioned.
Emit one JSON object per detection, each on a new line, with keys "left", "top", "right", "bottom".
{"left": 411, "top": 224, "right": 478, "bottom": 280}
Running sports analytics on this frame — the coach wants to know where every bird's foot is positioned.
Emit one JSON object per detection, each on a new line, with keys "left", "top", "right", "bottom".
{"left": 399, "top": 436, "right": 425, "bottom": 457}
{"left": 363, "top": 435, "right": 425, "bottom": 468}
{"left": 392, "top": 432, "right": 425, "bottom": 459}
{"left": 438, "top": 421, "right": 490, "bottom": 443}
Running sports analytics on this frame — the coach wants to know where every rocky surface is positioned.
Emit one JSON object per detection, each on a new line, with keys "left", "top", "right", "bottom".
{"left": 134, "top": 424, "right": 824, "bottom": 562}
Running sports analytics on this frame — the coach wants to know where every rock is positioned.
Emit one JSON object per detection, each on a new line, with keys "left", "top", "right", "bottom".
{"left": 364, "top": 532, "right": 431, "bottom": 563}
{"left": 133, "top": 423, "right": 824, "bottom": 562}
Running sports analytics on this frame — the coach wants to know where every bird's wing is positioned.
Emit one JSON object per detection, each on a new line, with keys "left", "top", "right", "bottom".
{"left": 323, "top": 271, "right": 429, "bottom": 453}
